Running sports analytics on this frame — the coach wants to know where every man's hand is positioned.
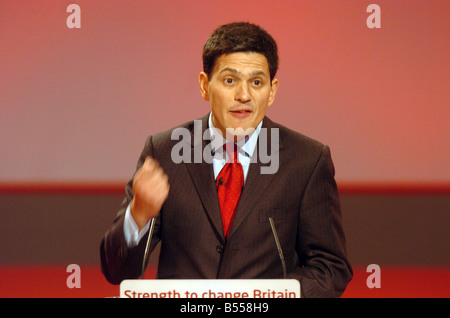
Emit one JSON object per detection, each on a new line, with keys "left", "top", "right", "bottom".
{"left": 130, "top": 157, "right": 169, "bottom": 231}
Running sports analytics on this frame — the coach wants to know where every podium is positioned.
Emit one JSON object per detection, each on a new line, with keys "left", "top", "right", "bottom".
{"left": 120, "top": 279, "right": 301, "bottom": 298}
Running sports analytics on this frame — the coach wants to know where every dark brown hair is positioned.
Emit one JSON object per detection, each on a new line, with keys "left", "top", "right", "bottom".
{"left": 202, "top": 22, "right": 279, "bottom": 81}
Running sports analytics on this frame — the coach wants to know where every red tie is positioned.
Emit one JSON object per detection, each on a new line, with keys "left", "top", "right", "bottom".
{"left": 216, "top": 143, "right": 244, "bottom": 239}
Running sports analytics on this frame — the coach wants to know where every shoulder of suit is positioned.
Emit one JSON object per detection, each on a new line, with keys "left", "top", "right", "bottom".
{"left": 264, "top": 116, "right": 326, "bottom": 150}
{"left": 266, "top": 118, "right": 332, "bottom": 167}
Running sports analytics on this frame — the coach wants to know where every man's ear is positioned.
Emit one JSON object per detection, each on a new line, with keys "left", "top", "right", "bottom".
{"left": 199, "top": 72, "right": 210, "bottom": 101}
{"left": 268, "top": 78, "right": 279, "bottom": 107}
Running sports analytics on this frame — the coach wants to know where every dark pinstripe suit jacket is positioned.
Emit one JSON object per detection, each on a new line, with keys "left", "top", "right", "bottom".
{"left": 100, "top": 114, "right": 352, "bottom": 297}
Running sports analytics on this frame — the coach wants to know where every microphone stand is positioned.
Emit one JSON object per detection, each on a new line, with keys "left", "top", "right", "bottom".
{"left": 141, "top": 218, "right": 156, "bottom": 279}
{"left": 269, "top": 217, "right": 287, "bottom": 279}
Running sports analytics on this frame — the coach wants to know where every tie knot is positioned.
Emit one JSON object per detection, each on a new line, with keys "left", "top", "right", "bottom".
{"left": 223, "top": 143, "right": 238, "bottom": 163}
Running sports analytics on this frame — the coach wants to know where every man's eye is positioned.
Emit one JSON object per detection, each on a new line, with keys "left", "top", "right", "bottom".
{"left": 253, "top": 80, "right": 262, "bottom": 86}
{"left": 224, "top": 78, "right": 234, "bottom": 85}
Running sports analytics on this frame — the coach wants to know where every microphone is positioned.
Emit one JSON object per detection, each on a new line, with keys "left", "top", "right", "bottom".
{"left": 216, "top": 177, "right": 226, "bottom": 186}
{"left": 141, "top": 217, "right": 156, "bottom": 279}
{"left": 269, "top": 217, "right": 287, "bottom": 279}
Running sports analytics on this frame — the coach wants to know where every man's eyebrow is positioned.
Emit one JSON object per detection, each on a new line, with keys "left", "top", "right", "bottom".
{"left": 218, "top": 67, "right": 241, "bottom": 76}
{"left": 249, "top": 70, "right": 268, "bottom": 78}
{"left": 219, "top": 67, "right": 268, "bottom": 78}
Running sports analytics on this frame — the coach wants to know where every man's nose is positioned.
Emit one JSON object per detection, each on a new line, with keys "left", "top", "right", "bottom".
{"left": 235, "top": 83, "right": 251, "bottom": 103}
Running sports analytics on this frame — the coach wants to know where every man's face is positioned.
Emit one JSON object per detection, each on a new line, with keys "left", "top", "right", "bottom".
{"left": 199, "top": 52, "right": 279, "bottom": 140}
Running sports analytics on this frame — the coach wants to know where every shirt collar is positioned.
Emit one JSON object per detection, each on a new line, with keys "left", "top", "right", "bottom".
{"left": 208, "top": 112, "right": 262, "bottom": 159}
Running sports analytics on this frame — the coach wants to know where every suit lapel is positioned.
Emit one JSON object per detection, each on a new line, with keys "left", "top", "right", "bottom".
{"left": 183, "top": 114, "right": 225, "bottom": 242}
{"left": 228, "top": 117, "right": 284, "bottom": 239}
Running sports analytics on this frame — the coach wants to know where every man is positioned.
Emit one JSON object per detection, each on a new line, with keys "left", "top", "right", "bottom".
{"left": 100, "top": 22, "right": 352, "bottom": 297}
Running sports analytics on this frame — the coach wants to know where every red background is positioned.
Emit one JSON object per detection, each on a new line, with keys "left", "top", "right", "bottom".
{"left": 1, "top": 0, "right": 449, "bottom": 187}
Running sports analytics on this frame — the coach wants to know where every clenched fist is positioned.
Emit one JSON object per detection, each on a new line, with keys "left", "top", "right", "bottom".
{"left": 130, "top": 157, "right": 170, "bottom": 231}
